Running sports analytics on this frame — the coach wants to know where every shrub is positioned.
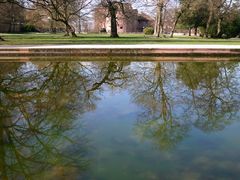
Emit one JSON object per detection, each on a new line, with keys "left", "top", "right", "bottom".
{"left": 21, "top": 24, "right": 38, "bottom": 32}
{"left": 100, "top": 28, "right": 107, "bottom": 33}
{"left": 144, "top": 27, "right": 154, "bottom": 35}
{"left": 221, "top": 34, "right": 228, "bottom": 39}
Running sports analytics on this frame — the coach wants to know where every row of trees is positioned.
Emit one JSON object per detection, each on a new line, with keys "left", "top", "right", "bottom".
{"left": 0, "top": 0, "right": 95, "bottom": 38}
{"left": 0, "top": 0, "right": 130, "bottom": 38}
{"left": 0, "top": 0, "right": 240, "bottom": 40}
{"left": 164, "top": 0, "right": 240, "bottom": 38}
{"left": 97, "top": 0, "right": 239, "bottom": 38}
{"left": 139, "top": 0, "right": 240, "bottom": 38}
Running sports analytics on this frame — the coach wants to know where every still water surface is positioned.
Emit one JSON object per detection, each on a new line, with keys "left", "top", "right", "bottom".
{"left": 0, "top": 61, "right": 240, "bottom": 179}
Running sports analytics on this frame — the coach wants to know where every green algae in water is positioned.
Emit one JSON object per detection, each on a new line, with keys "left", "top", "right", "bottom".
{"left": 0, "top": 61, "right": 240, "bottom": 179}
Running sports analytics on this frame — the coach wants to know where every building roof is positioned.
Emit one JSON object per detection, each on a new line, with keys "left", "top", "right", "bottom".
{"left": 137, "top": 13, "right": 154, "bottom": 22}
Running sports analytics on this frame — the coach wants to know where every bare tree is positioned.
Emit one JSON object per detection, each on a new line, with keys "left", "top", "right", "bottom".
{"left": 141, "top": 0, "right": 169, "bottom": 37}
{"left": 99, "top": 0, "right": 130, "bottom": 38}
{"left": 205, "top": 0, "right": 214, "bottom": 37}
{"left": 170, "top": 0, "right": 192, "bottom": 38}
{"left": 31, "top": 0, "right": 93, "bottom": 37}
{"left": 155, "top": 0, "right": 167, "bottom": 37}
{"left": 215, "top": 0, "right": 233, "bottom": 37}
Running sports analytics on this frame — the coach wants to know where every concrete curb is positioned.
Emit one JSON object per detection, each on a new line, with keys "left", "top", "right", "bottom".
{"left": 1, "top": 56, "right": 239, "bottom": 62}
{"left": 0, "top": 45, "right": 240, "bottom": 58}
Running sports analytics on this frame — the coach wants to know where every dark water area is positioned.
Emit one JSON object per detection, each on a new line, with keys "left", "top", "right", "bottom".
{"left": 0, "top": 61, "right": 240, "bottom": 179}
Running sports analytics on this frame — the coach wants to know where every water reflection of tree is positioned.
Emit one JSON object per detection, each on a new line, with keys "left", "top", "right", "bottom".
{"left": 0, "top": 62, "right": 93, "bottom": 179}
{"left": 176, "top": 62, "right": 240, "bottom": 132}
{"left": 0, "top": 61, "right": 130, "bottom": 179}
{"left": 130, "top": 62, "right": 189, "bottom": 150}
{"left": 131, "top": 62, "right": 240, "bottom": 150}
{"left": 87, "top": 61, "right": 130, "bottom": 93}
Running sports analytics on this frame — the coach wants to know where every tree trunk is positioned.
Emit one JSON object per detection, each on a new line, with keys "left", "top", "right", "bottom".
{"left": 65, "top": 23, "right": 77, "bottom": 37}
{"left": 64, "top": 25, "right": 70, "bottom": 36}
{"left": 216, "top": 0, "right": 233, "bottom": 37}
{"left": 217, "top": 17, "right": 222, "bottom": 37}
{"left": 170, "top": 13, "right": 182, "bottom": 38}
{"left": 155, "top": 1, "right": 164, "bottom": 38}
{"left": 109, "top": 4, "right": 119, "bottom": 38}
{"left": 189, "top": 27, "right": 192, "bottom": 36}
{"left": 8, "top": 2, "right": 15, "bottom": 33}
{"left": 50, "top": 19, "right": 56, "bottom": 34}
{"left": 194, "top": 27, "right": 198, "bottom": 36}
{"left": 154, "top": 11, "right": 159, "bottom": 36}
{"left": 171, "top": 1, "right": 191, "bottom": 38}
{"left": 205, "top": 0, "right": 213, "bottom": 38}
{"left": 78, "top": 18, "right": 81, "bottom": 33}
{"left": 156, "top": 7, "right": 161, "bottom": 37}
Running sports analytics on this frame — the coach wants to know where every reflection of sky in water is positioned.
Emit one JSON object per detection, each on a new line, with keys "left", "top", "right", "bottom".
{"left": 82, "top": 87, "right": 240, "bottom": 179}
{"left": 1, "top": 61, "right": 240, "bottom": 179}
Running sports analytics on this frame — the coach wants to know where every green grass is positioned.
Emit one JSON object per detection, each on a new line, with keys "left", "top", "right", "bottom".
{"left": 1, "top": 33, "right": 240, "bottom": 45}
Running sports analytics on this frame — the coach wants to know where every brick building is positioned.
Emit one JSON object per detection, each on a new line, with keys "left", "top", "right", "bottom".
{"left": 93, "top": 3, "right": 154, "bottom": 33}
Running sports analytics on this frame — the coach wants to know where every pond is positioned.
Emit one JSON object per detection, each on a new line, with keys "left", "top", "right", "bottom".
{"left": 0, "top": 60, "right": 240, "bottom": 179}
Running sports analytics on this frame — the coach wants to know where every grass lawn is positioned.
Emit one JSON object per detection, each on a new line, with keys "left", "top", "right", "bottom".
{"left": 1, "top": 33, "right": 240, "bottom": 45}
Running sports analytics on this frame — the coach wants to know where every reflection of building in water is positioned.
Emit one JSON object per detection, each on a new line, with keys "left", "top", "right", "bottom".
{"left": 93, "top": 3, "right": 154, "bottom": 33}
